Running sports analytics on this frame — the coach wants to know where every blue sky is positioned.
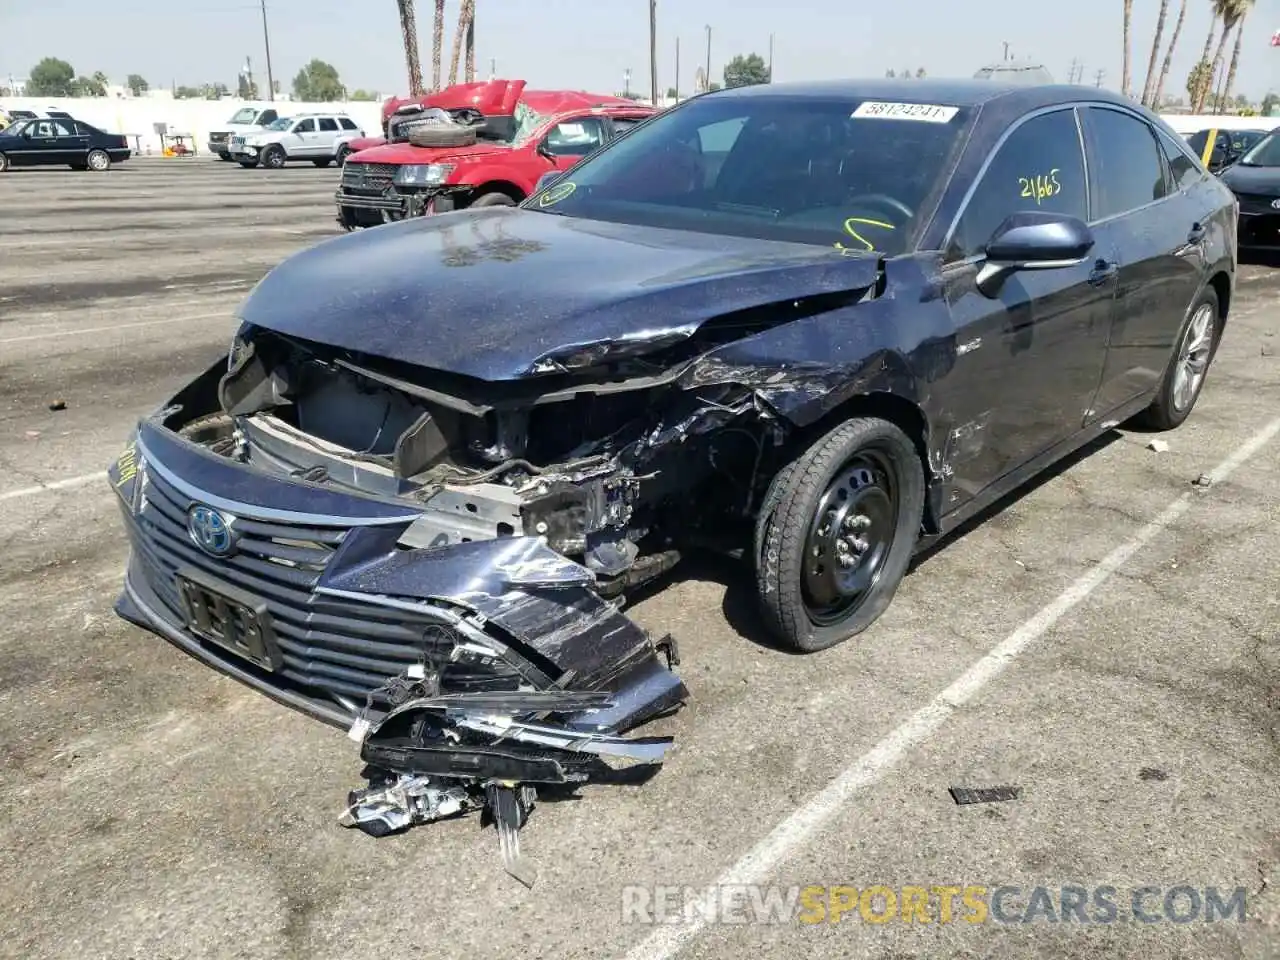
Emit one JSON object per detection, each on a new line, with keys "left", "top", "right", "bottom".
{"left": 2, "top": 0, "right": 1278, "bottom": 101}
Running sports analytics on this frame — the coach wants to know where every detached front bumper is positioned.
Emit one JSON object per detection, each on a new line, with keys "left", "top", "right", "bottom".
{"left": 109, "top": 419, "right": 686, "bottom": 735}
{"left": 334, "top": 187, "right": 455, "bottom": 224}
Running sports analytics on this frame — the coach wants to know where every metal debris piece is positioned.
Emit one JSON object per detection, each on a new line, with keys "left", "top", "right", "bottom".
{"left": 486, "top": 783, "right": 540, "bottom": 887}
{"left": 339, "top": 774, "right": 475, "bottom": 836}
{"left": 949, "top": 785, "right": 1021, "bottom": 805}
{"left": 1147, "top": 439, "right": 1169, "bottom": 453}
{"left": 48, "top": 400, "right": 66, "bottom": 411}
{"left": 1192, "top": 473, "right": 1213, "bottom": 487}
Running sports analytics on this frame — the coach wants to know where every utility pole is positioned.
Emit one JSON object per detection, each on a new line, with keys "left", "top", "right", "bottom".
{"left": 490, "top": 58, "right": 496, "bottom": 81}
{"left": 768, "top": 33, "right": 774, "bottom": 81}
{"left": 259, "top": 0, "right": 275, "bottom": 101}
{"left": 1002, "top": 41, "right": 1010, "bottom": 61}
{"left": 649, "top": 0, "right": 658, "bottom": 105}
{"left": 1094, "top": 68, "right": 1105, "bottom": 87}
{"left": 1068, "top": 58, "right": 1078, "bottom": 84}
{"left": 705, "top": 25, "right": 711, "bottom": 90}
{"left": 674, "top": 36, "right": 680, "bottom": 99}
{"left": 624, "top": 67, "right": 631, "bottom": 97}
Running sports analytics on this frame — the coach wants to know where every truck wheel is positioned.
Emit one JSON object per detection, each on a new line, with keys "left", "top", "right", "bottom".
{"left": 262, "top": 145, "right": 287, "bottom": 169}
{"left": 336, "top": 145, "right": 352, "bottom": 165}
{"left": 754, "top": 417, "right": 925, "bottom": 652}
{"left": 337, "top": 207, "right": 360, "bottom": 232}
{"left": 469, "top": 191, "right": 517, "bottom": 208}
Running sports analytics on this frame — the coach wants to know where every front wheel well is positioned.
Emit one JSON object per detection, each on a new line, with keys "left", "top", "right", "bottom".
{"left": 1207, "top": 270, "right": 1231, "bottom": 325}
{"left": 780, "top": 392, "right": 939, "bottom": 533}
{"left": 462, "top": 180, "right": 525, "bottom": 206}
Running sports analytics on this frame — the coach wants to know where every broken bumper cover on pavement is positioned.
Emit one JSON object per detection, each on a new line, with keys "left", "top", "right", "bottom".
{"left": 109, "top": 416, "right": 687, "bottom": 731}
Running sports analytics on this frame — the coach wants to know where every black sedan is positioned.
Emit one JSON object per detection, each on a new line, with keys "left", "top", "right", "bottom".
{"left": 1217, "top": 127, "right": 1280, "bottom": 253}
{"left": 109, "top": 80, "right": 1233, "bottom": 756}
{"left": 0, "top": 116, "right": 131, "bottom": 171}
{"left": 1186, "top": 126, "right": 1272, "bottom": 173}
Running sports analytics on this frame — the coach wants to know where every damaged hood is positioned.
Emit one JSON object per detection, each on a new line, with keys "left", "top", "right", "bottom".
{"left": 237, "top": 207, "right": 882, "bottom": 381}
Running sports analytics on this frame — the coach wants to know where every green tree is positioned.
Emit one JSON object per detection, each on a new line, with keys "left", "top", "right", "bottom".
{"left": 1262, "top": 92, "right": 1279, "bottom": 116}
{"left": 292, "top": 58, "right": 345, "bottom": 101}
{"left": 665, "top": 86, "right": 677, "bottom": 98}
{"left": 73, "top": 73, "right": 107, "bottom": 96}
{"left": 236, "top": 74, "right": 259, "bottom": 99}
{"left": 27, "top": 57, "right": 76, "bottom": 96}
{"left": 126, "top": 73, "right": 148, "bottom": 96}
{"left": 915, "top": 67, "right": 926, "bottom": 79}
{"left": 885, "top": 69, "right": 896, "bottom": 78}
{"left": 174, "top": 85, "right": 202, "bottom": 99}
{"left": 708, "top": 81, "right": 722, "bottom": 92}
{"left": 1185, "top": 57, "right": 1213, "bottom": 106}
{"left": 722, "top": 53, "right": 769, "bottom": 88}
{"left": 350, "top": 88, "right": 377, "bottom": 100}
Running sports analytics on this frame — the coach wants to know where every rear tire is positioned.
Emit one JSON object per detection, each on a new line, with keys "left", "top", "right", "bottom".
{"left": 336, "top": 145, "right": 352, "bottom": 165}
{"left": 86, "top": 149, "right": 111, "bottom": 171}
{"left": 262, "top": 145, "right": 287, "bottom": 169}
{"left": 1132, "top": 286, "right": 1221, "bottom": 431}
{"left": 755, "top": 417, "right": 925, "bottom": 652}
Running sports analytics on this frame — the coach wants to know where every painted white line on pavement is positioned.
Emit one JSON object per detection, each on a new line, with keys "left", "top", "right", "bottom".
{"left": 0, "top": 312, "right": 228, "bottom": 345}
{"left": 0, "top": 471, "right": 108, "bottom": 503}
{"left": 624, "top": 415, "right": 1280, "bottom": 960}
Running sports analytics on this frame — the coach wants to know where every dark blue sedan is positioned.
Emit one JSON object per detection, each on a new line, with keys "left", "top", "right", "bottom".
{"left": 108, "top": 79, "right": 1235, "bottom": 832}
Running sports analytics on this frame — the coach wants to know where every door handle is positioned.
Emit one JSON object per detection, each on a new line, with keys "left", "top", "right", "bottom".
{"left": 1187, "top": 222, "right": 1206, "bottom": 244}
{"left": 1088, "top": 260, "right": 1118, "bottom": 286}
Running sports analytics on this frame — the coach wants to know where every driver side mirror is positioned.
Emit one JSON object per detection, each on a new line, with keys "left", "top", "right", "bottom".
{"left": 976, "top": 211, "right": 1094, "bottom": 298}
{"left": 536, "top": 139, "right": 556, "bottom": 161}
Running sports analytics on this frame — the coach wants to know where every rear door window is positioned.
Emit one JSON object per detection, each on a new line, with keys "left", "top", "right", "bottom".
{"left": 318, "top": 118, "right": 339, "bottom": 132}
{"left": 339, "top": 118, "right": 358, "bottom": 131}
{"left": 1158, "top": 129, "right": 1202, "bottom": 191}
{"left": 293, "top": 119, "right": 316, "bottom": 133}
{"left": 1082, "top": 107, "right": 1167, "bottom": 220}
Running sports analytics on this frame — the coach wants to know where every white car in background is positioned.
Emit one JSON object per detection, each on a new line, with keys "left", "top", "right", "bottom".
{"left": 207, "top": 105, "right": 282, "bottom": 160}
{"left": 229, "top": 113, "right": 366, "bottom": 169}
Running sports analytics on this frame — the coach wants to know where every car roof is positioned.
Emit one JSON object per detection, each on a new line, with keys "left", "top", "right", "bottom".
{"left": 704, "top": 77, "right": 1139, "bottom": 113}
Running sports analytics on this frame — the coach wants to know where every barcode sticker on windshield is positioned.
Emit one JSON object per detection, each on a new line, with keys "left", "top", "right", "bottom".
{"left": 852, "top": 101, "right": 959, "bottom": 123}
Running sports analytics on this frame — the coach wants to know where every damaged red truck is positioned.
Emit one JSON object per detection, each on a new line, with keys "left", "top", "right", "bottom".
{"left": 335, "top": 79, "right": 656, "bottom": 229}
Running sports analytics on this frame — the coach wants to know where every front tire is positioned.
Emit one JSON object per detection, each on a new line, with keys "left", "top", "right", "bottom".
{"left": 469, "top": 191, "right": 517, "bottom": 208}
{"left": 0, "top": 153, "right": 9, "bottom": 173}
{"left": 262, "top": 145, "right": 286, "bottom": 169}
{"left": 86, "top": 149, "right": 111, "bottom": 171}
{"left": 217, "top": 153, "right": 234, "bottom": 162}
{"left": 755, "top": 417, "right": 925, "bottom": 652}
{"left": 1133, "top": 286, "right": 1221, "bottom": 431}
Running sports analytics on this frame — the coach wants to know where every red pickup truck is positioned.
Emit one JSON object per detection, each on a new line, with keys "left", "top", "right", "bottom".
{"left": 335, "top": 79, "right": 656, "bottom": 229}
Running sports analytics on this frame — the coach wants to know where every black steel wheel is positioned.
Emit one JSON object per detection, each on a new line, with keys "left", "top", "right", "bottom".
{"left": 755, "top": 417, "right": 924, "bottom": 652}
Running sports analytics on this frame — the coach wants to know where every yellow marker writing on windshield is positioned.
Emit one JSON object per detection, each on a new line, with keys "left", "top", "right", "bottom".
{"left": 538, "top": 181, "right": 577, "bottom": 207}
{"left": 834, "top": 216, "right": 895, "bottom": 254}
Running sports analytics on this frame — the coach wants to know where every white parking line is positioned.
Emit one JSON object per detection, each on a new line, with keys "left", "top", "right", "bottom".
{"left": 0, "top": 471, "right": 108, "bottom": 503}
{"left": 625, "top": 415, "right": 1280, "bottom": 960}
{"left": 0, "top": 313, "right": 227, "bottom": 345}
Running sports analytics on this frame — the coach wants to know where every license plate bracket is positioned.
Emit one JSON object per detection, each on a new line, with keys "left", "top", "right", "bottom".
{"left": 177, "top": 569, "right": 283, "bottom": 672}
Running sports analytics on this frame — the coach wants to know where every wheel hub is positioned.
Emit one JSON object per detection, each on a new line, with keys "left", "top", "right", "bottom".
{"left": 802, "top": 457, "right": 897, "bottom": 625}
{"left": 1172, "top": 304, "right": 1214, "bottom": 412}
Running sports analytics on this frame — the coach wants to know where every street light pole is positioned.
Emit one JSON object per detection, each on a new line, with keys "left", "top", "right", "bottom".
{"left": 705, "top": 25, "right": 711, "bottom": 91}
{"left": 649, "top": 0, "right": 658, "bottom": 105}
{"left": 768, "top": 33, "right": 774, "bottom": 81}
{"left": 260, "top": 0, "right": 276, "bottom": 100}
{"left": 674, "top": 36, "right": 680, "bottom": 99}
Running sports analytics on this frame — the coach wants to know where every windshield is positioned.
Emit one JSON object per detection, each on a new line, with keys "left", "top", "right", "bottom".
{"left": 0, "top": 120, "right": 25, "bottom": 137}
{"left": 524, "top": 94, "right": 972, "bottom": 253}
{"left": 265, "top": 117, "right": 293, "bottom": 132}
{"left": 512, "top": 101, "right": 549, "bottom": 143}
{"left": 1239, "top": 130, "right": 1280, "bottom": 166}
{"left": 229, "top": 108, "right": 259, "bottom": 124}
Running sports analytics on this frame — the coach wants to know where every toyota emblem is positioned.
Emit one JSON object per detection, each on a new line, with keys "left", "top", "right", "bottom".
{"left": 187, "top": 504, "right": 237, "bottom": 557}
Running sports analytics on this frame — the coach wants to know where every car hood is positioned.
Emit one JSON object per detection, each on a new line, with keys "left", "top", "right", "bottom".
{"left": 348, "top": 141, "right": 513, "bottom": 165}
{"left": 237, "top": 207, "right": 883, "bottom": 381}
{"left": 1219, "top": 163, "right": 1280, "bottom": 195}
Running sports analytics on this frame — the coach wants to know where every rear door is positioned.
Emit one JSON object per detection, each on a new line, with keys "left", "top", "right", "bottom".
{"left": 1079, "top": 105, "right": 1206, "bottom": 419}
{"left": 934, "top": 106, "right": 1116, "bottom": 499}
{"left": 316, "top": 117, "right": 341, "bottom": 155}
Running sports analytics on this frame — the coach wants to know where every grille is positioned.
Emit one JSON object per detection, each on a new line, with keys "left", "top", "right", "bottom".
{"left": 1236, "top": 192, "right": 1280, "bottom": 213}
{"left": 131, "top": 466, "right": 514, "bottom": 702}
{"left": 209, "top": 131, "right": 230, "bottom": 144}
{"left": 341, "top": 162, "right": 396, "bottom": 192}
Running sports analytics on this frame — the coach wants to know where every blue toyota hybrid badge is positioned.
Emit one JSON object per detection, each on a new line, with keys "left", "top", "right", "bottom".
{"left": 187, "top": 504, "right": 237, "bottom": 557}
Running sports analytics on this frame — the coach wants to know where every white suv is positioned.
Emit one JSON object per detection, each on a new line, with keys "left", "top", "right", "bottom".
{"left": 229, "top": 113, "right": 366, "bottom": 169}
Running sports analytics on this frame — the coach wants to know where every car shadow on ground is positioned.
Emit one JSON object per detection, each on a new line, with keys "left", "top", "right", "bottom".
{"left": 646, "top": 428, "right": 1126, "bottom": 654}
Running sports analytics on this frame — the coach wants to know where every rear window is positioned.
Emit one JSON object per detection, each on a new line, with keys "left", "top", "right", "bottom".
{"left": 339, "top": 118, "right": 358, "bottom": 130}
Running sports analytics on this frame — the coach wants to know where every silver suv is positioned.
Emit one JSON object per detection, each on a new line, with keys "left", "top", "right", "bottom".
{"left": 229, "top": 113, "right": 366, "bottom": 169}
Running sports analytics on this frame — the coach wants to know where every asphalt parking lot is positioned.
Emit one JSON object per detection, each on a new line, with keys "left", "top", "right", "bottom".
{"left": 1, "top": 160, "right": 1277, "bottom": 960}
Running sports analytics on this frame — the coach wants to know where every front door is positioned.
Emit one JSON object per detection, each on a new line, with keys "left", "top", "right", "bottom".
{"left": 934, "top": 106, "right": 1116, "bottom": 506}
{"left": 1080, "top": 106, "right": 1209, "bottom": 419}
{"left": 287, "top": 118, "right": 318, "bottom": 157}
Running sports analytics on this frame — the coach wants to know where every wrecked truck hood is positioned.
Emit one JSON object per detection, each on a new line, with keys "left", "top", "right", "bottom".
{"left": 237, "top": 207, "right": 883, "bottom": 381}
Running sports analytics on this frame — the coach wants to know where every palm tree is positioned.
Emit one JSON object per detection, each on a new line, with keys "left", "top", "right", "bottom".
{"left": 431, "top": 0, "right": 445, "bottom": 91}
{"left": 1204, "top": 0, "right": 1248, "bottom": 111}
{"left": 1220, "top": 2, "right": 1253, "bottom": 110}
{"left": 464, "top": 0, "right": 476, "bottom": 83}
{"left": 396, "top": 0, "right": 425, "bottom": 95}
{"left": 1122, "top": 0, "right": 1135, "bottom": 95}
{"left": 1140, "top": 0, "right": 1171, "bottom": 105}
{"left": 1151, "top": 0, "right": 1188, "bottom": 108}
{"left": 1191, "top": 6, "right": 1219, "bottom": 112}
{"left": 447, "top": 0, "right": 471, "bottom": 86}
